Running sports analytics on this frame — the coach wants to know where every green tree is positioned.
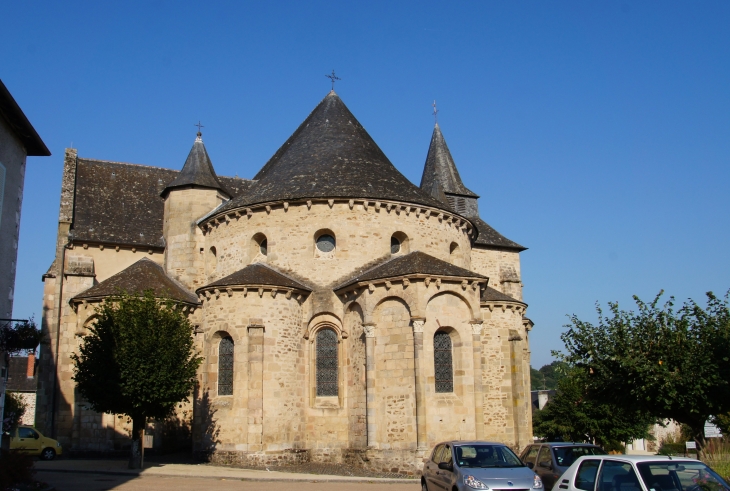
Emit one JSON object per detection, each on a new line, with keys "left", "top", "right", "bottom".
{"left": 72, "top": 291, "right": 202, "bottom": 469}
{"left": 558, "top": 290, "right": 730, "bottom": 451}
{"left": 531, "top": 361, "right": 568, "bottom": 390}
{"left": 533, "top": 367, "right": 654, "bottom": 450}
{"left": 2, "top": 392, "right": 27, "bottom": 433}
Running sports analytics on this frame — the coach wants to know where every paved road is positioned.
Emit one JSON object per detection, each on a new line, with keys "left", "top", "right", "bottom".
{"left": 38, "top": 471, "right": 420, "bottom": 491}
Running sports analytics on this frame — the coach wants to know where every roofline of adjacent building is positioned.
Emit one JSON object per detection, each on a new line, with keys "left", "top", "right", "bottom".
{"left": 0, "top": 79, "right": 50, "bottom": 156}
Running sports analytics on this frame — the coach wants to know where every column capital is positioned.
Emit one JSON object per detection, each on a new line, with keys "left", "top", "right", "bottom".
{"left": 411, "top": 318, "right": 426, "bottom": 333}
{"left": 470, "top": 320, "right": 483, "bottom": 335}
{"left": 363, "top": 322, "right": 376, "bottom": 338}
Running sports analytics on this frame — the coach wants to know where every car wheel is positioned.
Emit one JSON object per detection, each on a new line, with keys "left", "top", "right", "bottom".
{"left": 41, "top": 448, "right": 56, "bottom": 461}
{"left": 421, "top": 478, "right": 429, "bottom": 491}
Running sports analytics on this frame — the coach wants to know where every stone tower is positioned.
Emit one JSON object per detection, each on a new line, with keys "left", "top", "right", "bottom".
{"left": 162, "top": 132, "right": 230, "bottom": 290}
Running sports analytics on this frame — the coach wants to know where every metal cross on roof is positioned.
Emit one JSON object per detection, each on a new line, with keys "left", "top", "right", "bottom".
{"left": 195, "top": 121, "right": 204, "bottom": 135}
{"left": 432, "top": 100, "right": 439, "bottom": 124}
{"left": 325, "top": 70, "right": 341, "bottom": 91}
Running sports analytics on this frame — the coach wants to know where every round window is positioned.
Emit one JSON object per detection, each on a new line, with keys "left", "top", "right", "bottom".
{"left": 391, "top": 236, "right": 401, "bottom": 254}
{"left": 259, "top": 238, "right": 268, "bottom": 256}
{"left": 316, "top": 234, "right": 336, "bottom": 252}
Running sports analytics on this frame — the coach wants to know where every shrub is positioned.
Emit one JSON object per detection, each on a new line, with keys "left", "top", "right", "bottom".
{"left": 658, "top": 442, "right": 686, "bottom": 456}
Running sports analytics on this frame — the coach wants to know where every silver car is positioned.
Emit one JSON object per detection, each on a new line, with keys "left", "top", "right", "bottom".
{"left": 422, "top": 440, "right": 544, "bottom": 491}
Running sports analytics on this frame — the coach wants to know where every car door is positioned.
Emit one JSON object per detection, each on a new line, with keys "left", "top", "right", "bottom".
{"left": 425, "top": 445, "right": 444, "bottom": 490}
{"left": 536, "top": 446, "right": 558, "bottom": 490}
{"left": 15, "top": 427, "right": 42, "bottom": 454}
{"left": 570, "top": 459, "right": 602, "bottom": 491}
{"left": 434, "top": 444, "right": 455, "bottom": 491}
{"left": 522, "top": 445, "right": 540, "bottom": 470}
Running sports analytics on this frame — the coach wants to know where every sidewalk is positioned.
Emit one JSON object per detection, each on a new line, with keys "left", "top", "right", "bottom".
{"left": 34, "top": 459, "right": 415, "bottom": 483}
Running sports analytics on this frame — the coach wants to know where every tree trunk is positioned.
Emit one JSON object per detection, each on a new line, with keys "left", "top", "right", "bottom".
{"left": 129, "top": 415, "right": 145, "bottom": 469}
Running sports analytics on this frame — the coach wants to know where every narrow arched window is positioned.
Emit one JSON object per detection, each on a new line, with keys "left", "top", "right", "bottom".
{"left": 316, "top": 329, "right": 338, "bottom": 396}
{"left": 218, "top": 336, "right": 234, "bottom": 395}
{"left": 434, "top": 332, "right": 453, "bottom": 393}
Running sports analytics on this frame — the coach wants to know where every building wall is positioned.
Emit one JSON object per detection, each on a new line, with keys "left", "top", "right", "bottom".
{"left": 202, "top": 201, "right": 472, "bottom": 287}
{"left": 471, "top": 247, "right": 522, "bottom": 300}
{"left": 0, "top": 116, "right": 28, "bottom": 318}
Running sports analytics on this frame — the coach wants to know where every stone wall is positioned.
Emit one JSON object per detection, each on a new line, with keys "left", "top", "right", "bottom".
{"left": 471, "top": 247, "right": 522, "bottom": 300}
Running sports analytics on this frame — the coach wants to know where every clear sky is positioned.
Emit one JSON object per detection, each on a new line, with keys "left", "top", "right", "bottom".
{"left": 4, "top": 2, "right": 729, "bottom": 367}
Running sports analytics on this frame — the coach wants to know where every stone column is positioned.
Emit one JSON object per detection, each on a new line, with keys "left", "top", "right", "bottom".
{"left": 411, "top": 318, "right": 427, "bottom": 450}
{"left": 363, "top": 322, "right": 376, "bottom": 448}
{"left": 247, "top": 324, "right": 265, "bottom": 451}
{"left": 471, "top": 321, "right": 485, "bottom": 440}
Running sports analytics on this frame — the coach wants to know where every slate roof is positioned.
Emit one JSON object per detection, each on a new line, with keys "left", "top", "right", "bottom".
{"left": 73, "top": 258, "right": 199, "bottom": 304}
{"left": 0, "top": 79, "right": 50, "bottom": 156}
{"left": 215, "top": 91, "right": 450, "bottom": 215}
{"left": 6, "top": 357, "right": 36, "bottom": 392}
{"left": 480, "top": 286, "right": 525, "bottom": 305}
{"left": 70, "top": 158, "right": 253, "bottom": 249}
{"left": 335, "top": 251, "right": 488, "bottom": 290}
{"left": 199, "top": 263, "right": 312, "bottom": 292}
{"left": 162, "top": 134, "right": 230, "bottom": 197}
{"left": 470, "top": 216, "right": 526, "bottom": 251}
{"left": 420, "top": 124, "right": 477, "bottom": 198}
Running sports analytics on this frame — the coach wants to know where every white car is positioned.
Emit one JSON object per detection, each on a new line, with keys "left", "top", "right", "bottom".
{"left": 557, "top": 455, "right": 729, "bottom": 491}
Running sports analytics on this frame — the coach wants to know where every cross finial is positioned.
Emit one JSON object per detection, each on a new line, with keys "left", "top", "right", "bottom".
{"left": 325, "top": 70, "right": 341, "bottom": 91}
{"left": 432, "top": 100, "right": 439, "bottom": 124}
{"left": 195, "top": 121, "right": 204, "bottom": 137}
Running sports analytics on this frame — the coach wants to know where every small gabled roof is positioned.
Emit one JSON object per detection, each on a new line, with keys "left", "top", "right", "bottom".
{"left": 73, "top": 258, "right": 198, "bottom": 305}
{"left": 215, "top": 91, "right": 449, "bottom": 215}
{"left": 162, "top": 133, "right": 229, "bottom": 198}
{"left": 471, "top": 216, "right": 526, "bottom": 251}
{"left": 480, "top": 286, "right": 525, "bottom": 305}
{"left": 0, "top": 79, "right": 50, "bottom": 156}
{"left": 199, "top": 263, "right": 312, "bottom": 292}
{"left": 420, "top": 123, "right": 477, "bottom": 198}
{"left": 335, "top": 251, "right": 488, "bottom": 290}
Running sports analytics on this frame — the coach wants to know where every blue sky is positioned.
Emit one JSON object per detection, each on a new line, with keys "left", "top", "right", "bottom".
{"left": 4, "top": 1, "right": 729, "bottom": 367}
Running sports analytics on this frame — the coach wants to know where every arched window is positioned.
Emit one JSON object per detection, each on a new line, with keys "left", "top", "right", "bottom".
{"left": 218, "top": 336, "right": 234, "bottom": 395}
{"left": 251, "top": 233, "right": 268, "bottom": 260}
{"left": 391, "top": 231, "right": 409, "bottom": 255}
{"left": 316, "top": 329, "right": 338, "bottom": 396}
{"left": 208, "top": 246, "right": 217, "bottom": 272}
{"left": 434, "top": 331, "right": 453, "bottom": 393}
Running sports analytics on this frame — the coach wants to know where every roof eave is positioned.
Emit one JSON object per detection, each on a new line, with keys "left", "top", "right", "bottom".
{"left": 0, "top": 79, "right": 50, "bottom": 156}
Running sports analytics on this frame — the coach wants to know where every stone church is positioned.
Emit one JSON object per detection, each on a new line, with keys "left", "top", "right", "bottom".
{"left": 36, "top": 90, "right": 533, "bottom": 473}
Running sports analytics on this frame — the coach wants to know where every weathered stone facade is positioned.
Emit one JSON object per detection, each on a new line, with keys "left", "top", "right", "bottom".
{"left": 36, "top": 91, "right": 533, "bottom": 474}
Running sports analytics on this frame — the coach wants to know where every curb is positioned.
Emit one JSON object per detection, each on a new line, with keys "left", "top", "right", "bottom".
{"left": 34, "top": 467, "right": 415, "bottom": 484}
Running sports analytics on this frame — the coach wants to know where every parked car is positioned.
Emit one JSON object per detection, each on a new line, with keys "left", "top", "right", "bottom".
{"left": 521, "top": 443, "right": 606, "bottom": 491}
{"left": 422, "top": 440, "right": 544, "bottom": 491}
{"left": 557, "top": 454, "right": 730, "bottom": 491}
{"left": 10, "top": 425, "right": 62, "bottom": 460}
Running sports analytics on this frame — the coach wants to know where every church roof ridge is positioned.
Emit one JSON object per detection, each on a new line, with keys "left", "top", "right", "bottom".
{"left": 72, "top": 257, "right": 199, "bottom": 305}
{"left": 214, "top": 92, "right": 451, "bottom": 216}
{"left": 420, "top": 123, "right": 479, "bottom": 198}
{"left": 162, "top": 133, "right": 230, "bottom": 197}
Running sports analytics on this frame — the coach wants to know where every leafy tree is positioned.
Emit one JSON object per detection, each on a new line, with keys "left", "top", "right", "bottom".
{"left": 533, "top": 367, "right": 654, "bottom": 450}
{"left": 558, "top": 290, "right": 730, "bottom": 451}
{"left": 2, "top": 392, "right": 27, "bottom": 433}
{"left": 531, "top": 361, "right": 568, "bottom": 390}
{"left": 0, "top": 318, "right": 42, "bottom": 354}
{"left": 72, "top": 291, "right": 202, "bottom": 469}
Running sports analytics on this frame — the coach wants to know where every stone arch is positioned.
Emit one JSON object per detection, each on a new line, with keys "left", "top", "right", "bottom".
{"left": 305, "top": 312, "right": 343, "bottom": 340}
{"left": 425, "top": 289, "right": 480, "bottom": 321}
{"left": 390, "top": 231, "right": 410, "bottom": 255}
{"left": 250, "top": 232, "right": 268, "bottom": 263}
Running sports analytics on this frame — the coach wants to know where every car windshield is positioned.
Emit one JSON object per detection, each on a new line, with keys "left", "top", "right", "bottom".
{"left": 637, "top": 462, "right": 730, "bottom": 491}
{"left": 455, "top": 444, "right": 524, "bottom": 468}
{"left": 553, "top": 446, "right": 606, "bottom": 467}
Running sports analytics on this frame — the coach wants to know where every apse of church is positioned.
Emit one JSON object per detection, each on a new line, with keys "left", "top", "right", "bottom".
{"left": 35, "top": 90, "right": 532, "bottom": 474}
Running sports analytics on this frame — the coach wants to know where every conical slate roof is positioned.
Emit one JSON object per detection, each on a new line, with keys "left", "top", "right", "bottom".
{"left": 73, "top": 258, "right": 199, "bottom": 304}
{"left": 470, "top": 216, "right": 526, "bottom": 251}
{"left": 335, "top": 251, "right": 488, "bottom": 290}
{"left": 216, "top": 92, "right": 449, "bottom": 214}
{"left": 199, "top": 263, "right": 312, "bottom": 292}
{"left": 162, "top": 133, "right": 229, "bottom": 197}
{"left": 420, "top": 123, "right": 478, "bottom": 198}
